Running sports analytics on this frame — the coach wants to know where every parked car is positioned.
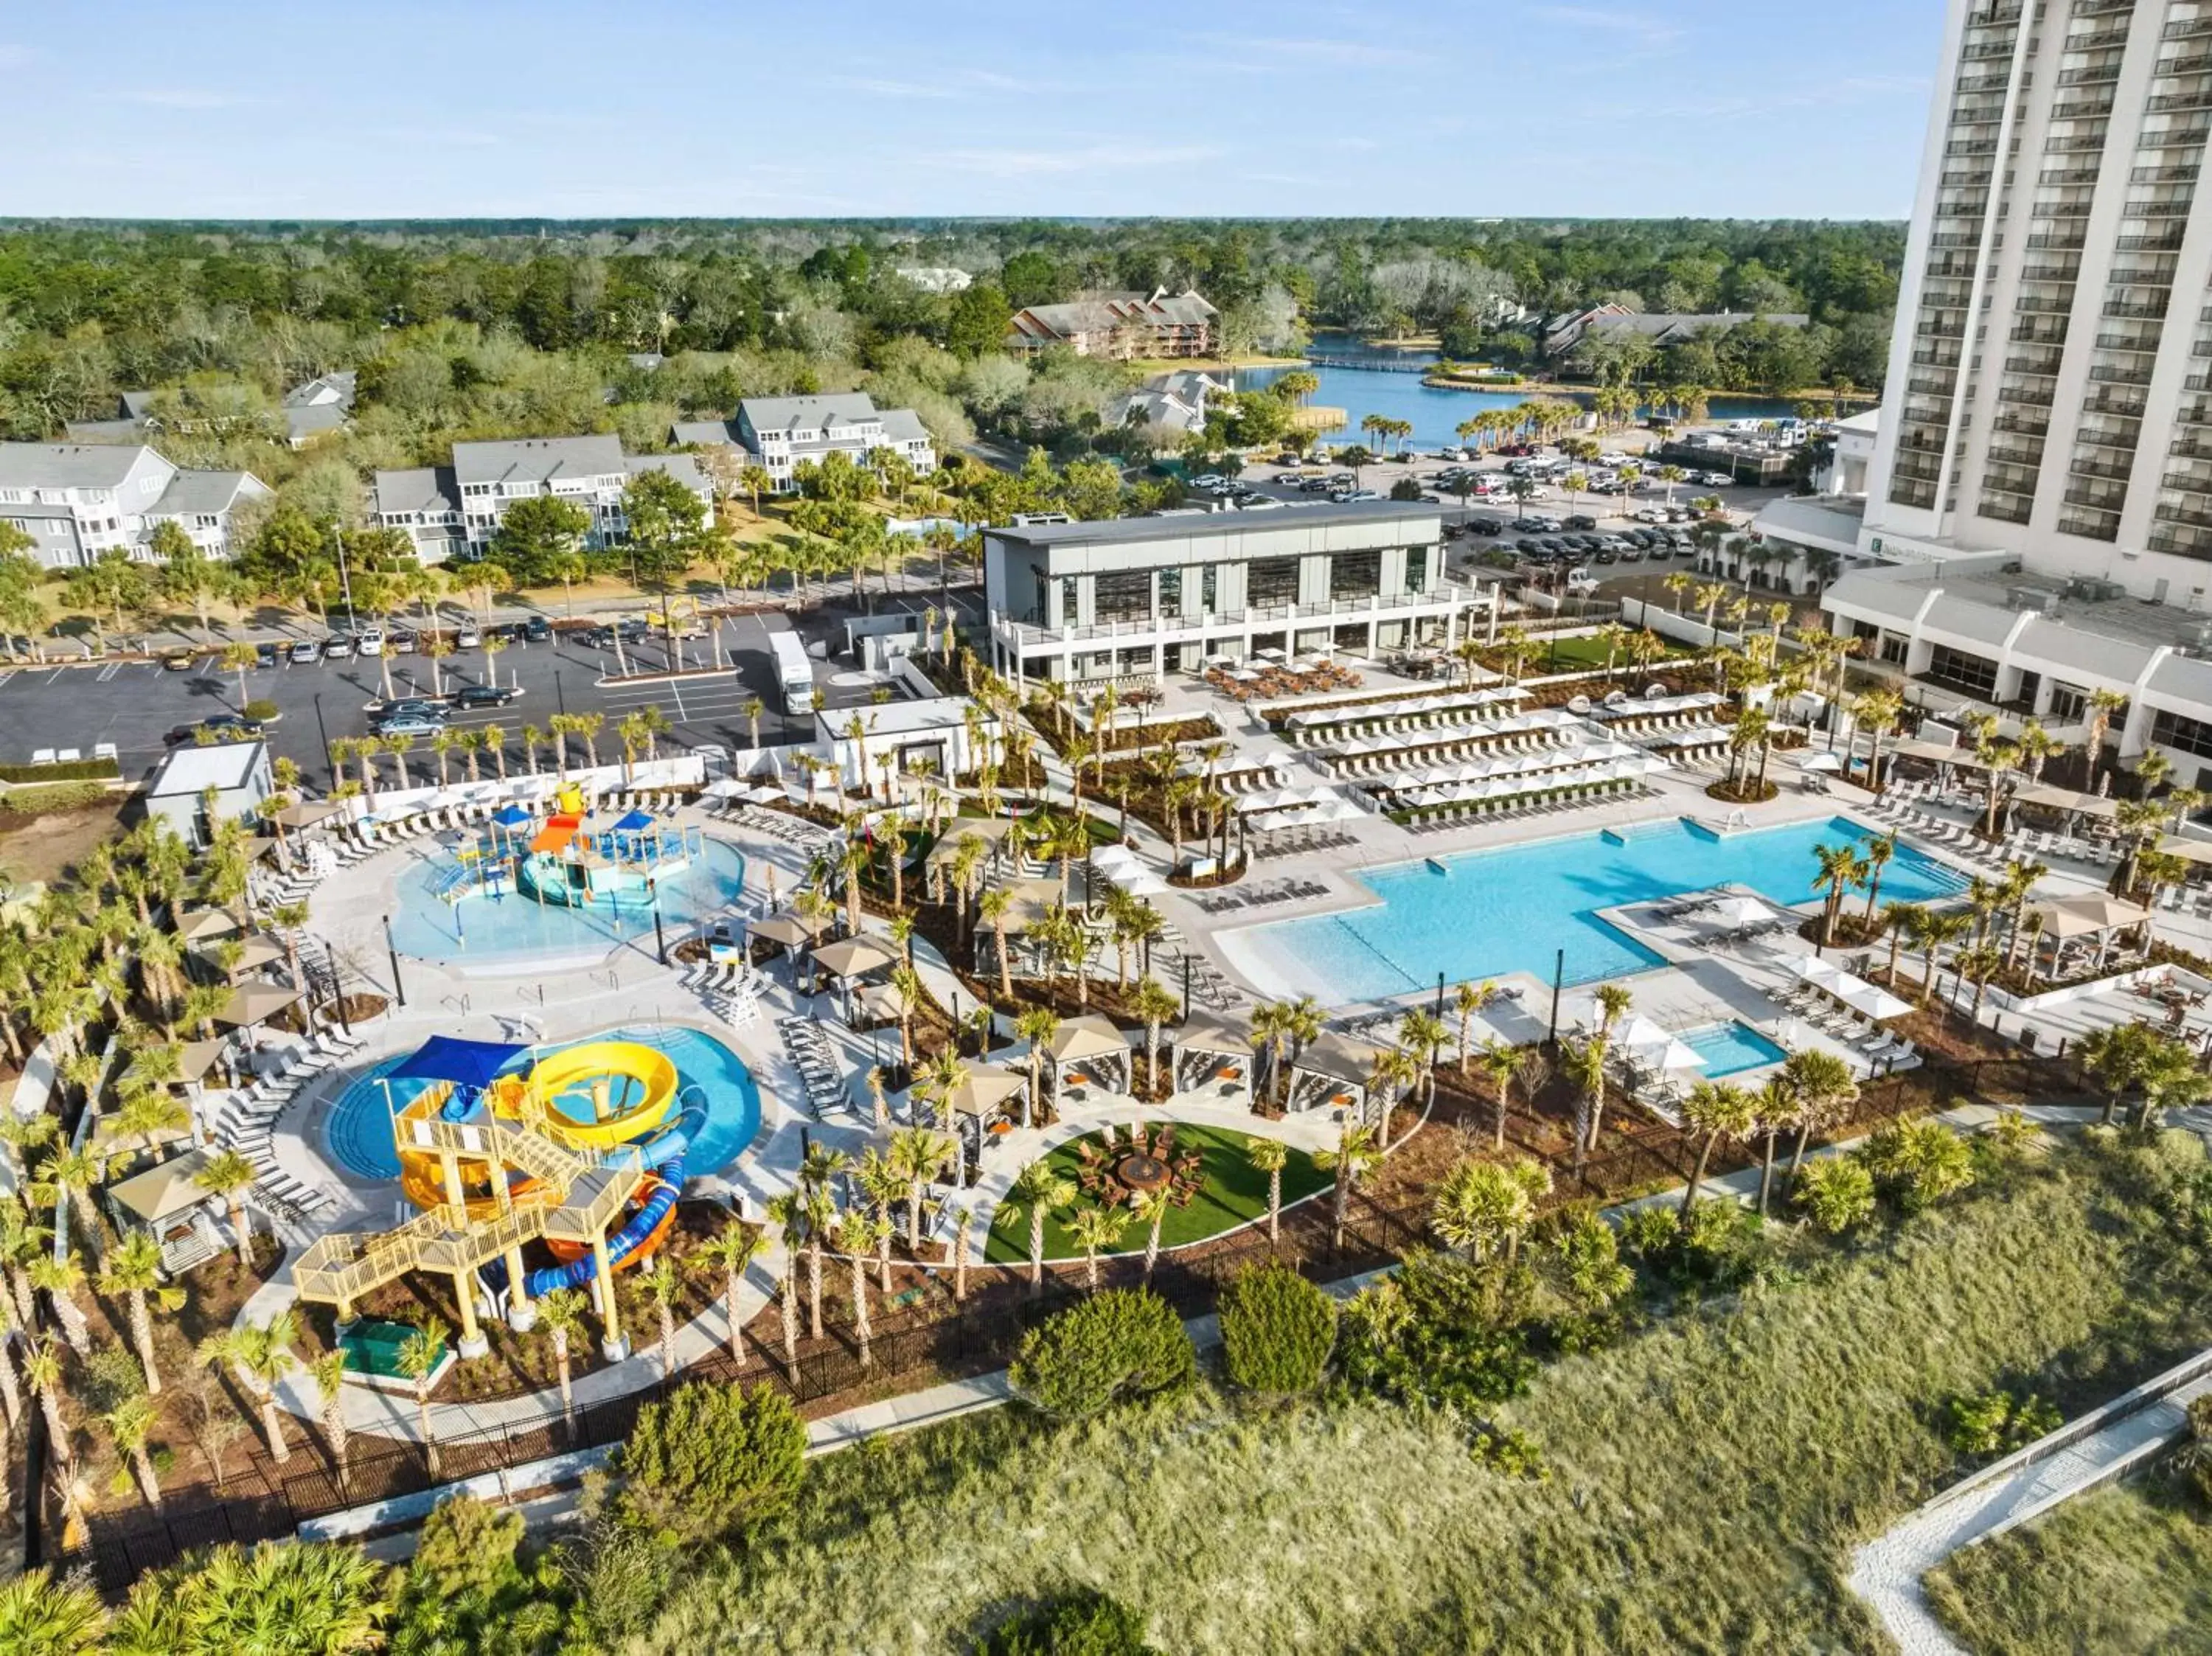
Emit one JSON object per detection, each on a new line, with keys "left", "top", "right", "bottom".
{"left": 1191, "top": 473, "right": 1225, "bottom": 488}
{"left": 166, "top": 713, "right": 263, "bottom": 745}
{"left": 1467, "top": 518, "right": 1504, "bottom": 537}
{"left": 323, "top": 635, "right": 355, "bottom": 660}
{"left": 522, "top": 616, "right": 554, "bottom": 642}
{"left": 288, "top": 639, "right": 321, "bottom": 665}
{"left": 378, "top": 698, "right": 443, "bottom": 720}
{"left": 254, "top": 642, "right": 280, "bottom": 669}
{"left": 160, "top": 648, "right": 199, "bottom": 672}
{"left": 370, "top": 712, "right": 447, "bottom": 737}
{"left": 356, "top": 627, "right": 385, "bottom": 656}
{"left": 453, "top": 623, "right": 482, "bottom": 649}
{"left": 389, "top": 627, "right": 418, "bottom": 653}
{"left": 1562, "top": 514, "right": 1598, "bottom": 532}
{"left": 450, "top": 683, "right": 522, "bottom": 709}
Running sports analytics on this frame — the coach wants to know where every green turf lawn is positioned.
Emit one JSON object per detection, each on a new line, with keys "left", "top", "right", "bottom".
{"left": 1533, "top": 631, "right": 1692, "bottom": 673}
{"left": 983, "top": 1123, "right": 1330, "bottom": 1263}
{"left": 1924, "top": 1469, "right": 2212, "bottom": 1655}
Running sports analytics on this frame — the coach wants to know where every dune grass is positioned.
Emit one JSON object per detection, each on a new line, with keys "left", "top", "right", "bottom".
{"left": 633, "top": 1139, "right": 2212, "bottom": 1655}
{"left": 1924, "top": 1469, "right": 2212, "bottom": 1655}
{"left": 981, "top": 1124, "right": 1331, "bottom": 1263}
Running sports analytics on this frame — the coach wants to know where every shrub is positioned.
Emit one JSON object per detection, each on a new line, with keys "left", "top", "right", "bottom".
{"left": 1944, "top": 1390, "right": 2062, "bottom": 1458}
{"left": 981, "top": 1588, "right": 1159, "bottom": 1655}
{"left": 1616, "top": 1205, "right": 1680, "bottom": 1264}
{"left": 616, "top": 1380, "right": 806, "bottom": 1544}
{"left": 1864, "top": 1120, "right": 1978, "bottom": 1213}
{"left": 0, "top": 781, "right": 110, "bottom": 815}
{"left": 0, "top": 757, "right": 118, "bottom": 782}
{"left": 1339, "top": 1249, "right": 1537, "bottom": 1413}
{"left": 1218, "top": 1262, "right": 1336, "bottom": 1395}
{"left": 1009, "top": 1288, "right": 1195, "bottom": 1419}
{"left": 1793, "top": 1156, "right": 1877, "bottom": 1236}
{"left": 242, "top": 698, "right": 280, "bottom": 721}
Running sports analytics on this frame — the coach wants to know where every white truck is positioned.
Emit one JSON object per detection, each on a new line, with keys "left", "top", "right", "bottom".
{"left": 770, "top": 630, "right": 815, "bottom": 716}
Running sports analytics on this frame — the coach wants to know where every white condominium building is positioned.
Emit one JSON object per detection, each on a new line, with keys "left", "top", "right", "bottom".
{"left": 372, "top": 436, "right": 712, "bottom": 564}
{"left": 669, "top": 394, "right": 936, "bottom": 495}
{"left": 0, "top": 443, "right": 271, "bottom": 569}
{"left": 984, "top": 503, "right": 1478, "bottom": 685}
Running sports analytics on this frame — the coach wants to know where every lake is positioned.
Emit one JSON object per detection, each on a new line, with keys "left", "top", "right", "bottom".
{"left": 1237, "top": 333, "right": 1801, "bottom": 452}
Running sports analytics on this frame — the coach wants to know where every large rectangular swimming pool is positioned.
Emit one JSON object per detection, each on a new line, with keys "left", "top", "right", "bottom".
{"left": 1226, "top": 815, "right": 1963, "bottom": 1002}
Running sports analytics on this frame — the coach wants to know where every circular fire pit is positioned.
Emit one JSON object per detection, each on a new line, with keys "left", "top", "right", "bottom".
{"left": 1116, "top": 1152, "right": 1170, "bottom": 1196}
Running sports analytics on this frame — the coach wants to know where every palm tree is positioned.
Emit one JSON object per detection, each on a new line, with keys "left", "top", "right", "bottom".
{"left": 1313, "top": 1119, "right": 1382, "bottom": 1252}
{"left": 1861, "top": 834, "right": 1898, "bottom": 923}
{"left": 1453, "top": 981, "right": 1496, "bottom": 1078}
{"left": 1679, "top": 1081, "right": 1757, "bottom": 1216}
{"left": 1811, "top": 841, "right": 1868, "bottom": 945}
{"left": 839, "top": 1211, "right": 889, "bottom": 1367}
{"left": 196, "top": 1312, "right": 299, "bottom": 1463}
{"left": 1563, "top": 1034, "right": 1608, "bottom": 1170}
{"left": 395, "top": 1317, "right": 448, "bottom": 1481}
{"left": 28, "top": 1253, "right": 91, "bottom": 1358}
{"left": 1368, "top": 1043, "right": 1422, "bottom": 1149}
{"left": 535, "top": 1287, "right": 588, "bottom": 1435}
{"left": 0, "top": 1568, "right": 106, "bottom": 1649}
{"left": 1431, "top": 1157, "right": 1548, "bottom": 1262}
{"left": 97, "top": 1230, "right": 182, "bottom": 1395}
{"left": 21, "top": 1335, "right": 70, "bottom": 1479}
{"left": 1065, "top": 1205, "right": 1127, "bottom": 1291}
{"left": 309, "top": 1349, "right": 351, "bottom": 1491}
{"left": 1005, "top": 1159, "right": 1076, "bottom": 1292}
{"left": 195, "top": 1149, "right": 260, "bottom": 1265}
{"left": 104, "top": 1393, "right": 163, "bottom": 1509}
{"left": 1955, "top": 942, "right": 2005, "bottom": 1024}
{"left": 644, "top": 1259, "right": 683, "bottom": 1378}
{"left": 1919, "top": 909, "right": 1972, "bottom": 1003}
{"left": 1474, "top": 1037, "right": 1528, "bottom": 1152}
{"left": 1779, "top": 1048, "right": 1858, "bottom": 1175}
{"left": 694, "top": 1218, "right": 761, "bottom": 1368}
{"left": 764, "top": 1191, "right": 806, "bottom": 1376}
{"left": 889, "top": 1127, "right": 957, "bottom": 1254}
{"left": 1245, "top": 1135, "right": 1290, "bottom": 1245}
{"left": 1015, "top": 1006, "right": 1059, "bottom": 1128}
{"left": 2084, "top": 686, "right": 2128, "bottom": 784}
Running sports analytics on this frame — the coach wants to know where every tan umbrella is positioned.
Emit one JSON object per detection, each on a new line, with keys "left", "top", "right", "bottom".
{"left": 2160, "top": 835, "right": 2212, "bottom": 864}
{"left": 215, "top": 981, "right": 302, "bottom": 1029}
{"left": 176, "top": 1037, "right": 231, "bottom": 1083}
{"left": 271, "top": 799, "right": 344, "bottom": 830}
{"left": 995, "top": 877, "right": 1067, "bottom": 934}
{"left": 178, "top": 906, "right": 246, "bottom": 944}
{"left": 749, "top": 912, "right": 827, "bottom": 949}
{"left": 942, "top": 1066, "right": 1029, "bottom": 1117}
{"left": 855, "top": 981, "right": 912, "bottom": 1021}
{"left": 810, "top": 936, "right": 897, "bottom": 979}
{"left": 227, "top": 933, "right": 289, "bottom": 974}
{"left": 102, "top": 1148, "right": 219, "bottom": 1228}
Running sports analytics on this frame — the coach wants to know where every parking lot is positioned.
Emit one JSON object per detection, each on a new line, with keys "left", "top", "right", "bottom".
{"left": 0, "top": 597, "right": 960, "bottom": 791}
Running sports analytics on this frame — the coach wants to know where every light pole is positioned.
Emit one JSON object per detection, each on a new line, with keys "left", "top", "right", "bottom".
{"left": 383, "top": 915, "right": 407, "bottom": 1008}
{"left": 333, "top": 521, "right": 357, "bottom": 633}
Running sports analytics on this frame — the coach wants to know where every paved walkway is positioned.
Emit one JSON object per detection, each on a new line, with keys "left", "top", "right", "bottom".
{"left": 1847, "top": 1344, "right": 2212, "bottom": 1655}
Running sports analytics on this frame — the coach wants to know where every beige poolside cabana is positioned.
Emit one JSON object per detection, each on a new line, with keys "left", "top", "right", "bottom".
{"left": 2028, "top": 892, "right": 2154, "bottom": 978}
{"left": 1172, "top": 1023, "right": 1253, "bottom": 1099}
{"left": 810, "top": 935, "right": 896, "bottom": 981}
{"left": 748, "top": 908, "right": 831, "bottom": 977}
{"left": 925, "top": 818, "right": 1020, "bottom": 897}
{"left": 269, "top": 799, "right": 344, "bottom": 832}
{"left": 1288, "top": 1031, "right": 1377, "bottom": 1119}
{"left": 937, "top": 1063, "right": 1032, "bottom": 1148}
{"left": 1045, "top": 1015, "right": 1130, "bottom": 1102}
{"left": 100, "top": 1147, "right": 225, "bottom": 1273}
{"left": 177, "top": 905, "right": 248, "bottom": 944}
{"left": 221, "top": 933, "right": 291, "bottom": 978}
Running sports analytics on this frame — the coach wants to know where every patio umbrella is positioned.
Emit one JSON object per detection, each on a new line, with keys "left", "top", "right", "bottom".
{"left": 854, "top": 981, "right": 912, "bottom": 1022}
{"left": 810, "top": 935, "right": 896, "bottom": 979}
{"left": 228, "top": 933, "right": 289, "bottom": 974}
{"left": 1799, "top": 751, "right": 1843, "bottom": 773}
{"left": 492, "top": 803, "right": 535, "bottom": 827}
{"left": 749, "top": 912, "right": 827, "bottom": 948}
{"left": 215, "top": 981, "right": 302, "bottom": 1029}
{"left": 271, "top": 799, "right": 344, "bottom": 830}
{"left": 178, "top": 907, "right": 246, "bottom": 944}
{"left": 1834, "top": 976, "right": 1913, "bottom": 1020}
{"left": 1709, "top": 894, "right": 1775, "bottom": 928}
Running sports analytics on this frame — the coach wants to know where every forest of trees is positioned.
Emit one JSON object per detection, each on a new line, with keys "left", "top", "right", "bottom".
{"left": 0, "top": 217, "right": 1904, "bottom": 523}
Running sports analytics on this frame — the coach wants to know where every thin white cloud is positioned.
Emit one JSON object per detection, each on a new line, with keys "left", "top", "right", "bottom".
{"left": 925, "top": 143, "right": 1220, "bottom": 178}
{"left": 1528, "top": 6, "right": 1683, "bottom": 47}
{"left": 1185, "top": 32, "right": 1423, "bottom": 68}
{"left": 826, "top": 76, "right": 957, "bottom": 100}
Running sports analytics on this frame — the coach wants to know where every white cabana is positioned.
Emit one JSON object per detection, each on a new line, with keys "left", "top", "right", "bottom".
{"left": 1285, "top": 685, "right": 1526, "bottom": 731}
{"left": 1789, "top": 953, "right": 1910, "bottom": 1020}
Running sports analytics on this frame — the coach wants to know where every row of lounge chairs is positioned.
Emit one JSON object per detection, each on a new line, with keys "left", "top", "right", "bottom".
{"left": 207, "top": 1026, "right": 367, "bottom": 1220}
{"left": 724, "top": 803, "right": 835, "bottom": 850}
{"left": 1187, "top": 877, "right": 1328, "bottom": 915}
{"left": 683, "top": 957, "right": 763, "bottom": 1026}
{"left": 1333, "top": 732, "right": 1567, "bottom": 778}
{"left": 1147, "top": 921, "right": 1241, "bottom": 1012}
{"left": 1402, "top": 778, "right": 1648, "bottom": 833}
{"left": 1769, "top": 986, "right": 1919, "bottom": 1070}
{"left": 1250, "top": 827, "right": 1359, "bottom": 859}
{"left": 776, "top": 1016, "right": 853, "bottom": 1119}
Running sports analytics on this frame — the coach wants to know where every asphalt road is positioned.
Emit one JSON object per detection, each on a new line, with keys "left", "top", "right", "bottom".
{"left": 0, "top": 594, "right": 970, "bottom": 793}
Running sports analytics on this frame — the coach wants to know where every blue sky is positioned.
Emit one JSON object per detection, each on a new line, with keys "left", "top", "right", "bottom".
{"left": 0, "top": 1, "right": 1945, "bottom": 220}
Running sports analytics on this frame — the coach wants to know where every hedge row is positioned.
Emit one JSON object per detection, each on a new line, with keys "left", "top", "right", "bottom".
{"left": 0, "top": 757, "right": 119, "bottom": 783}
{"left": 0, "top": 781, "right": 114, "bottom": 815}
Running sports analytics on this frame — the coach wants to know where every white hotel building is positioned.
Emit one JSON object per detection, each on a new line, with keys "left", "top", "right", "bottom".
{"left": 372, "top": 436, "right": 712, "bottom": 565}
{"left": 1823, "top": 0, "right": 2212, "bottom": 786}
{"left": 984, "top": 503, "right": 1481, "bottom": 685}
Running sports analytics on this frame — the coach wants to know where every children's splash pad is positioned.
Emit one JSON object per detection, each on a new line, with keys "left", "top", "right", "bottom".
{"left": 385, "top": 788, "right": 745, "bottom": 966}
{"left": 299, "top": 1029, "right": 761, "bottom": 1358}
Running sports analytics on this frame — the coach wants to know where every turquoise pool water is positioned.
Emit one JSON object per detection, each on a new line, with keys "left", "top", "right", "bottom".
{"left": 322, "top": 1023, "right": 762, "bottom": 1183}
{"left": 1680, "top": 1021, "right": 1790, "bottom": 1078}
{"left": 1245, "top": 815, "right": 1964, "bottom": 1001}
{"left": 386, "top": 838, "right": 746, "bottom": 964}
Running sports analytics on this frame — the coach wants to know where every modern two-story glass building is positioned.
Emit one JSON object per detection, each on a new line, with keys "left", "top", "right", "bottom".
{"left": 983, "top": 503, "right": 1478, "bottom": 685}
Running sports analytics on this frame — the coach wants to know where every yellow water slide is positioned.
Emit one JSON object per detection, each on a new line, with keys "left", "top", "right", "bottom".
{"left": 394, "top": 1041, "right": 681, "bottom": 1217}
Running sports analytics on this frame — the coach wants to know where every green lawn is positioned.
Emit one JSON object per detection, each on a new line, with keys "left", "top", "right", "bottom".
{"left": 983, "top": 1124, "right": 1329, "bottom": 1263}
{"left": 1532, "top": 631, "right": 1692, "bottom": 673}
{"left": 633, "top": 1137, "right": 2212, "bottom": 1655}
{"left": 1925, "top": 1469, "right": 2212, "bottom": 1655}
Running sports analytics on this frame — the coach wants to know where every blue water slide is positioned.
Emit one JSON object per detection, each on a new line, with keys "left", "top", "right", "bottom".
{"left": 636, "top": 1099, "right": 708, "bottom": 1168}
{"left": 478, "top": 1153, "right": 686, "bottom": 1300}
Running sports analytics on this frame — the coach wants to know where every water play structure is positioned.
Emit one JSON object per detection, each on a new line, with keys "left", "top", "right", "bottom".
{"left": 293, "top": 1033, "right": 705, "bottom": 1358}
{"left": 428, "top": 784, "right": 706, "bottom": 911}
